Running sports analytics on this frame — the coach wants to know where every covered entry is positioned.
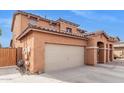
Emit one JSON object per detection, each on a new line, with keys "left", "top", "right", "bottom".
{"left": 97, "top": 42, "right": 105, "bottom": 63}
{"left": 45, "top": 44, "right": 84, "bottom": 72}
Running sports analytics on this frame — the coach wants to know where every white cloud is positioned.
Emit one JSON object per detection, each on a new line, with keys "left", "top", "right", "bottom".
{"left": 71, "top": 10, "right": 123, "bottom": 23}
{"left": 71, "top": 10, "right": 94, "bottom": 19}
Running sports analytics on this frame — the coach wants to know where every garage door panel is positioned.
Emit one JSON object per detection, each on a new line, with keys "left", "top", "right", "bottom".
{"left": 45, "top": 44, "right": 84, "bottom": 72}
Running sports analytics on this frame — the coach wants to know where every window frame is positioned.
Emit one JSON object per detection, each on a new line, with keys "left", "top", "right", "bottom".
{"left": 66, "top": 27, "right": 72, "bottom": 33}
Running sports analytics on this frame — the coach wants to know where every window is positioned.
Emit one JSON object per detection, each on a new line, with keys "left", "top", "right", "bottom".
{"left": 50, "top": 25, "right": 56, "bottom": 31}
{"left": 66, "top": 27, "right": 72, "bottom": 33}
{"left": 29, "top": 16, "right": 38, "bottom": 26}
{"left": 29, "top": 19, "right": 37, "bottom": 26}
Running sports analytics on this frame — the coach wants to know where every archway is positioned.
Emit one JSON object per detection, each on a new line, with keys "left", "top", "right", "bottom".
{"left": 97, "top": 42, "right": 104, "bottom": 63}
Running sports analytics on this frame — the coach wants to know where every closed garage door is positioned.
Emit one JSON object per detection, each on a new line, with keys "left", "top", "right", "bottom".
{"left": 45, "top": 44, "right": 84, "bottom": 72}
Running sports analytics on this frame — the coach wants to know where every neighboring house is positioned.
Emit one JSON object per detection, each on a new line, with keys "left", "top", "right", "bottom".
{"left": 114, "top": 41, "right": 124, "bottom": 59}
{"left": 10, "top": 11, "right": 119, "bottom": 73}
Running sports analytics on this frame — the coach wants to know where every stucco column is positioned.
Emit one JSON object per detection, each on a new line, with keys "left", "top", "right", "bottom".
{"left": 107, "top": 44, "right": 113, "bottom": 62}
{"left": 86, "top": 46, "right": 97, "bottom": 65}
{"left": 106, "top": 44, "right": 109, "bottom": 62}
{"left": 98, "top": 47, "right": 106, "bottom": 63}
{"left": 111, "top": 45, "right": 114, "bottom": 61}
{"left": 103, "top": 44, "right": 106, "bottom": 63}
{"left": 108, "top": 47, "right": 110, "bottom": 62}
{"left": 106, "top": 48, "right": 109, "bottom": 62}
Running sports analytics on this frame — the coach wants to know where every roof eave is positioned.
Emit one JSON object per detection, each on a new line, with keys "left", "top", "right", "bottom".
{"left": 57, "top": 18, "right": 79, "bottom": 27}
{"left": 17, "top": 27, "right": 87, "bottom": 40}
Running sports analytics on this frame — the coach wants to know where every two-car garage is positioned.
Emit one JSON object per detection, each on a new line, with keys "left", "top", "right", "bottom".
{"left": 45, "top": 44, "right": 84, "bottom": 72}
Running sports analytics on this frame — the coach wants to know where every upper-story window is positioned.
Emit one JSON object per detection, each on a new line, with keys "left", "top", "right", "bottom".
{"left": 66, "top": 27, "right": 72, "bottom": 33}
{"left": 29, "top": 19, "right": 37, "bottom": 26}
{"left": 29, "top": 16, "right": 38, "bottom": 26}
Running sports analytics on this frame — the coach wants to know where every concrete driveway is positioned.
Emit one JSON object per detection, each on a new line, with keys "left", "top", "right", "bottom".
{"left": 42, "top": 60, "right": 124, "bottom": 83}
{"left": 0, "top": 66, "right": 63, "bottom": 83}
{"left": 0, "top": 66, "right": 21, "bottom": 82}
{"left": 1, "top": 60, "right": 124, "bottom": 83}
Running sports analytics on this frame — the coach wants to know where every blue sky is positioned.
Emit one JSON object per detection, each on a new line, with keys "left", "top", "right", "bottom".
{"left": 0, "top": 10, "right": 124, "bottom": 47}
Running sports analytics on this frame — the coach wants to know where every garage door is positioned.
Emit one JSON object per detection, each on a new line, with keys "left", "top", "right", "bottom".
{"left": 45, "top": 44, "right": 84, "bottom": 72}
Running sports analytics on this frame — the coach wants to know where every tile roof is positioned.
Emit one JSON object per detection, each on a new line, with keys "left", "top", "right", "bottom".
{"left": 17, "top": 24, "right": 87, "bottom": 40}
{"left": 12, "top": 11, "right": 80, "bottom": 32}
{"left": 12, "top": 11, "right": 120, "bottom": 43}
{"left": 57, "top": 18, "right": 79, "bottom": 27}
{"left": 84, "top": 30, "right": 120, "bottom": 42}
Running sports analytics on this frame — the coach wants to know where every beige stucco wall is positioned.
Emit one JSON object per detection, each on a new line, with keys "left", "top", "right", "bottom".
{"left": 30, "top": 31, "right": 87, "bottom": 73}
{"left": 12, "top": 13, "right": 87, "bottom": 73}
{"left": 21, "top": 15, "right": 60, "bottom": 32}
{"left": 59, "top": 21, "right": 79, "bottom": 33}
{"left": 18, "top": 30, "right": 115, "bottom": 73}
{"left": 12, "top": 14, "right": 22, "bottom": 48}
{"left": 20, "top": 32, "right": 35, "bottom": 72}
{"left": 12, "top": 14, "right": 31, "bottom": 48}
{"left": 86, "top": 34, "right": 115, "bottom": 65}
{"left": 12, "top": 14, "right": 81, "bottom": 48}
{"left": 13, "top": 14, "right": 80, "bottom": 35}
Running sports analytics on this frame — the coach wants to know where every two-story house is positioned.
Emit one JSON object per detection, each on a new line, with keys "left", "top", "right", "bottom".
{"left": 11, "top": 11, "right": 119, "bottom": 73}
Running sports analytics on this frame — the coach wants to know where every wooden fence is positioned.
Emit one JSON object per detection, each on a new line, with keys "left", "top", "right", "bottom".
{"left": 0, "top": 48, "right": 17, "bottom": 67}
